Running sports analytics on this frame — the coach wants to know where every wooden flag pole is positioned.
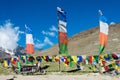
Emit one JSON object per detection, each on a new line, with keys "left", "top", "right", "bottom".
{"left": 98, "top": 10, "right": 102, "bottom": 74}
{"left": 57, "top": 7, "right": 68, "bottom": 72}
{"left": 57, "top": 12, "right": 61, "bottom": 72}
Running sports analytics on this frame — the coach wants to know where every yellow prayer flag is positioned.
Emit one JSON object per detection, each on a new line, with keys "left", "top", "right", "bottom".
{"left": 4, "top": 60, "right": 8, "bottom": 67}
{"left": 72, "top": 56, "right": 77, "bottom": 63}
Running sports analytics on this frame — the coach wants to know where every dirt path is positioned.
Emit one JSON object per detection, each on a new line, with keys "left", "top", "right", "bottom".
{"left": 0, "top": 73, "right": 120, "bottom": 80}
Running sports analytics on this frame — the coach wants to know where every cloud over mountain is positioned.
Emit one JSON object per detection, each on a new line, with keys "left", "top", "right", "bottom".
{"left": 0, "top": 21, "right": 24, "bottom": 54}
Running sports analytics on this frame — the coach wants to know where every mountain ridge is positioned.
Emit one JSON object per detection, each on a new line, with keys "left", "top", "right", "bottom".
{"left": 34, "top": 23, "right": 120, "bottom": 56}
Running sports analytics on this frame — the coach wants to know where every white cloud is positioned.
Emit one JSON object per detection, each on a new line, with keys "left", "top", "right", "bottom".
{"left": 42, "top": 30, "right": 55, "bottom": 37}
{"left": 110, "top": 22, "right": 116, "bottom": 25}
{"left": 0, "top": 21, "right": 22, "bottom": 54}
{"left": 34, "top": 43, "right": 45, "bottom": 49}
{"left": 36, "top": 25, "right": 57, "bottom": 49}
{"left": 41, "top": 25, "right": 58, "bottom": 37}
{"left": 34, "top": 37, "right": 54, "bottom": 49}
{"left": 14, "top": 26, "right": 24, "bottom": 36}
{"left": 44, "top": 37, "right": 54, "bottom": 46}
{"left": 34, "top": 38, "right": 44, "bottom": 49}
{"left": 41, "top": 30, "right": 46, "bottom": 34}
{"left": 49, "top": 26, "right": 58, "bottom": 32}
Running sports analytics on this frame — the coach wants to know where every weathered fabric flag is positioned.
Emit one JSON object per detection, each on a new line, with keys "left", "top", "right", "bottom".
{"left": 99, "top": 11, "right": 109, "bottom": 55}
{"left": 57, "top": 7, "right": 68, "bottom": 55}
{"left": 25, "top": 25, "right": 34, "bottom": 54}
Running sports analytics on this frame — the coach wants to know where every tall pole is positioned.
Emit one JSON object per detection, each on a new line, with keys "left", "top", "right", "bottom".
{"left": 58, "top": 40, "right": 61, "bottom": 72}
{"left": 58, "top": 28, "right": 61, "bottom": 72}
{"left": 57, "top": 10, "right": 61, "bottom": 72}
{"left": 98, "top": 10, "right": 102, "bottom": 74}
{"left": 57, "top": 7, "right": 67, "bottom": 72}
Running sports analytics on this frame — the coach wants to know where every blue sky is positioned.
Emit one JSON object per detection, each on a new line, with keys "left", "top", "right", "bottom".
{"left": 0, "top": 0, "right": 120, "bottom": 50}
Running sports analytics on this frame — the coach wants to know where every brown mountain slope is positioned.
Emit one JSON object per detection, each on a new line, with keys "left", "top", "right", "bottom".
{"left": 35, "top": 23, "right": 120, "bottom": 56}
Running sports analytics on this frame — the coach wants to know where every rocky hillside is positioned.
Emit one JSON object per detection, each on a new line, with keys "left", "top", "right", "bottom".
{"left": 35, "top": 23, "right": 120, "bottom": 56}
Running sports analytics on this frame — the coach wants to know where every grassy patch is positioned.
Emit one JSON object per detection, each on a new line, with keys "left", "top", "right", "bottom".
{"left": 0, "top": 65, "right": 15, "bottom": 75}
{"left": 40, "top": 61, "right": 95, "bottom": 75}
{"left": 2, "top": 61, "right": 120, "bottom": 75}
{"left": 0, "top": 61, "right": 97, "bottom": 75}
